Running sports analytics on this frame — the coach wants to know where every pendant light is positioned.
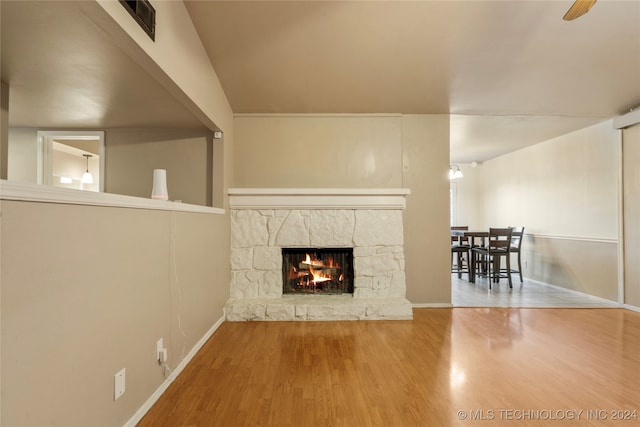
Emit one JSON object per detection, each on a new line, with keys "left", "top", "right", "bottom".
{"left": 81, "top": 154, "right": 94, "bottom": 184}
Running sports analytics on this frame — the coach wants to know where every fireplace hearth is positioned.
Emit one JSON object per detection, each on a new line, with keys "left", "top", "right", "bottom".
{"left": 282, "top": 248, "right": 354, "bottom": 295}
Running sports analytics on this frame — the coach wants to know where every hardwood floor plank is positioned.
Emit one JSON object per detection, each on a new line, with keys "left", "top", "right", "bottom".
{"left": 138, "top": 308, "right": 640, "bottom": 426}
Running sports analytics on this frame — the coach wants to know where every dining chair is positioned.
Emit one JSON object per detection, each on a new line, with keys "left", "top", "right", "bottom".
{"left": 463, "top": 231, "right": 489, "bottom": 278}
{"left": 451, "top": 226, "right": 470, "bottom": 279}
{"left": 507, "top": 226, "right": 525, "bottom": 282}
{"left": 471, "top": 227, "right": 513, "bottom": 289}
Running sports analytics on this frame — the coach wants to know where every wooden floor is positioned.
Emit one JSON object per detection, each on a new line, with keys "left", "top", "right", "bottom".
{"left": 138, "top": 308, "right": 640, "bottom": 426}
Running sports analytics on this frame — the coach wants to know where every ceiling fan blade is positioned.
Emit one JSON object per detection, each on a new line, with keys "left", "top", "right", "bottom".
{"left": 563, "top": 0, "right": 597, "bottom": 21}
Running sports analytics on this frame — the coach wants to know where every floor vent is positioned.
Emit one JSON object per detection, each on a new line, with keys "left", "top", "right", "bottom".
{"left": 120, "top": 0, "right": 156, "bottom": 41}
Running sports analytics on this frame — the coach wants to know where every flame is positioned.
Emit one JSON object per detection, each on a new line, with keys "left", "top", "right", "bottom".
{"left": 285, "top": 251, "right": 350, "bottom": 293}
{"left": 309, "top": 264, "right": 331, "bottom": 284}
{"left": 298, "top": 253, "right": 333, "bottom": 284}
{"left": 303, "top": 253, "right": 324, "bottom": 268}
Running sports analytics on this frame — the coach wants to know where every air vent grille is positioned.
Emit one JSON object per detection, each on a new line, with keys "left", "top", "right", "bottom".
{"left": 119, "top": 0, "right": 155, "bottom": 41}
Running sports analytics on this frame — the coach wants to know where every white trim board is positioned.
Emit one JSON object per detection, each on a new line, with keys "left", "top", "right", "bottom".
{"left": 613, "top": 108, "right": 640, "bottom": 129}
{"left": 228, "top": 188, "right": 410, "bottom": 210}
{"left": 623, "top": 304, "right": 640, "bottom": 313}
{"left": 528, "top": 233, "right": 617, "bottom": 244}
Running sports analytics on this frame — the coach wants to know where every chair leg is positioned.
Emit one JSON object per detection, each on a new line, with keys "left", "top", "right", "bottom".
{"left": 470, "top": 251, "right": 476, "bottom": 283}
{"left": 486, "top": 255, "right": 496, "bottom": 290}
{"left": 517, "top": 252, "right": 523, "bottom": 282}
{"left": 506, "top": 254, "right": 512, "bottom": 288}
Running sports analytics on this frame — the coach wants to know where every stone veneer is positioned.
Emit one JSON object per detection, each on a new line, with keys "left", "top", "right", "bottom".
{"left": 226, "top": 189, "right": 413, "bottom": 321}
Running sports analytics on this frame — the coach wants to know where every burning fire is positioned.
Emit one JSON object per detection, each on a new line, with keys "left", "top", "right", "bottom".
{"left": 303, "top": 253, "right": 324, "bottom": 269}
{"left": 294, "top": 253, "right": 341, "bottom": 285}
{"left": 284, "top": 250, "right": 351, "bottom": 294}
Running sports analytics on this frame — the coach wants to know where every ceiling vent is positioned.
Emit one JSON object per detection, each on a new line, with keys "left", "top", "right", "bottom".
{"left": 119, "top": 0, "right": 156, "bottom": 41}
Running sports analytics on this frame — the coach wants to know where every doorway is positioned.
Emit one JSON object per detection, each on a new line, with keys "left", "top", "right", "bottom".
{"left": 37, "top": 130, "right": 104, "bottom": 192}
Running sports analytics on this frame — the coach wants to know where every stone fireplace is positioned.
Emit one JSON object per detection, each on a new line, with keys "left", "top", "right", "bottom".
{"left": 226, "top": 188, "right": 413, "bottom": 321}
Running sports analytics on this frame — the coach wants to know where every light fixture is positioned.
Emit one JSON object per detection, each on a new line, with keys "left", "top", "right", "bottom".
{"left": 81, "top": 154, "right": 94, "bottom": 184}
{"left": 449, "top": 164, "right": 464, "bottom": 180}
{"left": 60, "top": 175, "right": 73, "bottom": 184}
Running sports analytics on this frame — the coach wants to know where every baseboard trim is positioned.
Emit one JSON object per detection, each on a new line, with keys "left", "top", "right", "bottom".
{"left": 412, "top": 303, "right": 454, "bottom": 308}
{"left": 123, "top": 315, "right": 226, "bottom": 427}
{"left": 623, "top": 304, "right": 640, "bottom": 313}
{"left": 526, "top": 278, "right": 620, "bottom": 307}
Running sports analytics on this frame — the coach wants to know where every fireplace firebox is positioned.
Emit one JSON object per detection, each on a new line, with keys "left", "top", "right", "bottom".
{"left": 282, "top": 248, "right": 354, "bottom": 295}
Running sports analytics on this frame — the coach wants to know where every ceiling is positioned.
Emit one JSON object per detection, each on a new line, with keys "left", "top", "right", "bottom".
{"left": 1, "top": 0, "right": 205, "bottom": 130}
{"left": 2, "top": 1, "right": 639, "bottom": 163}
{"left": 184, "top": 0, "right": 640, "bottom": 163}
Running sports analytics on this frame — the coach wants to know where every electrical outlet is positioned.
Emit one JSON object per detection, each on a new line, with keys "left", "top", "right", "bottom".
{"left": 114, "top": 368, "right": 125, "bottom": 401}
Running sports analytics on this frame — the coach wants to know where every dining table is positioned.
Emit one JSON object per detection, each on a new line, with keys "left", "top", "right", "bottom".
{"left": 450, "top": 230, "right": 488, "bottom": 246}
{"left": 450, "top": 230, "right": 489, "bottom": 283}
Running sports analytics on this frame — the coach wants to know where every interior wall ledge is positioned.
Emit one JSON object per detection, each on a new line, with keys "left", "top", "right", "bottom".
{"left": 613, "top": 108, "right": 640, "bottom": 129}
{"left": 0, "top": 180, "right": 225, "bottom": 215}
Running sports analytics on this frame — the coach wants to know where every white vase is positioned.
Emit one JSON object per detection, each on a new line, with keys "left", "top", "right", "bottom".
{"left": 151, "top": 169, "right": 169, "bottom": 200}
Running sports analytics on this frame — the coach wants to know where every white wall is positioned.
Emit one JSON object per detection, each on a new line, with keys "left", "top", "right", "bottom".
{"left": 7, "top": 128, "right": 37, "bottom": 183}
{"left": 401, "top": 114, "right": 451, "bottom": 304}
{"left": 450, "top": 163, "right": 483, "bottom": 229}
{"left": 234, "top": 114, "right": 403, "bottom": 188}
{"left": 1, "top": 81, "right": 8, "bottom": 179}
{"left": 233, "top": 114, "right": 452, "bottom": 305}
{"left": 455, "top": 120, "right": 620, "bottom": 300}
{"left": 1, "top": 1, "right": 235, "bottom": 425}
{"left": 479, "top": 121, "right": 618, "bottom": 239}
{"left": 105, "top": 128, "right": 213, "bottom": 205}
{"left": 1, "top": 202, "right": 230, "bottom": 426}
{"left": 623, "top": 123, "right": 640, "bottom": 308}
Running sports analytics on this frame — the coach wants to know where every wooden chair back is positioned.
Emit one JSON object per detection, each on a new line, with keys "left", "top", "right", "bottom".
{"left": 451, "top": 226, "right": 469, "bottom": 245}
{"left": 509, "top": 226, "right": 525, "bottom": 251}
{"left": 487, "top": 227, "right": 513, "bottom": 253}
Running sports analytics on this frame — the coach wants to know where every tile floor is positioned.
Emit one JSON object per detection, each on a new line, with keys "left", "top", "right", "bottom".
{"left": 452, "top": 273, "right": 619, "bottom": 308}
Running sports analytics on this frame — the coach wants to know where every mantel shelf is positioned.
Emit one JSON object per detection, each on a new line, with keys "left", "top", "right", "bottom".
{"left": 228, "top": 188, "right": 410, "bottom": 210}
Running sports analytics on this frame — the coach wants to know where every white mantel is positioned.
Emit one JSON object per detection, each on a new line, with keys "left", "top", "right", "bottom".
{"left": 228, "top": 188, "right": 410, "bottom": 210}
{"left": 226, "top": 188, "right": 413, "bottom": 321}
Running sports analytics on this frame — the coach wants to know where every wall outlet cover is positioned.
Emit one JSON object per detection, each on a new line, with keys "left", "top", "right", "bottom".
{"left": 114, "top": 368, "right": 126, "bottom": 401}
{"left": 156, "top": 338, "right": 164, "bottom": 361}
